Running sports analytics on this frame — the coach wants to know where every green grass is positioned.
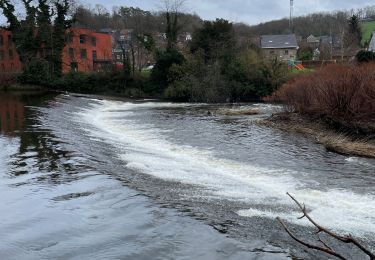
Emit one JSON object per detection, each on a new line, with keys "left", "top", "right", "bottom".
{"left": 290, "top": 68, "right": 315, "bottom": 74}
{"left": 140, "top": 69, "right": 151, "bottom": 79}
{"left": 361, "top": 21, "right": 375, "bottom": 45}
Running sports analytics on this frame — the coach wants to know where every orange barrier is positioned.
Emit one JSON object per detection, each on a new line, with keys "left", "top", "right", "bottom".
{"left": 295, "top": 64, "right": 305, "bottom": 70}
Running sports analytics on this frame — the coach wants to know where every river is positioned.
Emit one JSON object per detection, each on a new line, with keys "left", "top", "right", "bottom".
{"left": 0, "top": 91, "right": 374, "bottom": 259}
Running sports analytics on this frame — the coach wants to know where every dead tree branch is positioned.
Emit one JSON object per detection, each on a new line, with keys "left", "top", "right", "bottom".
{"left": 277, "top": 217, "right": 347, "bottom": 260}
{"left": 278, "top": 192, "right": 375, "bottom": 260}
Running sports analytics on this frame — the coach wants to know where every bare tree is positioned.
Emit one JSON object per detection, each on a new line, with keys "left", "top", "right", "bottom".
{"left": 277, "top": 193, "right": 375, "bottom": 260}
{"left": 159, "top": 0, "right": 186, "bottom": 50}
{"left": 160, "top": 0, "right": 186, "bottom": 14}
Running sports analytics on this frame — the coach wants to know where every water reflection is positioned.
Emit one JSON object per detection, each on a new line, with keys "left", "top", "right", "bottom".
{"left": 0, "top": 91, "right": 81, "bottom": 183}
{"left": 0, "top": 93, "right": 264, "bottom": 260}
{"left": 0, "top": 93, "right": 25, "bottom": 135}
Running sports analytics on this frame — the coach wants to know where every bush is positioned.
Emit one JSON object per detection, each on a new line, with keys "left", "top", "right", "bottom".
{"left": 18, "top": 59, "right": 52, "bottom": 85}
{"left": 0, "top": 73, "right": 17, "bottom": 89}
{"left": 356, "top": 50, "right": 375, "bottom": 62}
{"left": 164, "top": 50, "right": 289, "bottom": 103}
{"left": 151, "top": 49, "right": 185, "bottom": 91}
{"left": 165, "top": 57, "right": 228, "bottom": 102}
{"left": 268, "top": 64, "right": 375, "bottom": 128}
{"left": 297, "top": 46, "right": 313, "bottom": 61}
{"left": 52, "top": 71, "right": 146, "bottom": 94}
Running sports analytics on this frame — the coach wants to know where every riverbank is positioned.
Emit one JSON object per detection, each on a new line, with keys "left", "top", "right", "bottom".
{"left": 258, "top": 113, "right": 375, "bottom": 159}
{"left": 0, "top": 84, "right": 46, "bottom": 91}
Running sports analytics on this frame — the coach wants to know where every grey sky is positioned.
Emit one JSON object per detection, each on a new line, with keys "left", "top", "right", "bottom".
{"left": 1, "top": 0, "right": 375, "bottom": 26}
{"left": 79, "top": 0, "right": 375, "bottom": 25}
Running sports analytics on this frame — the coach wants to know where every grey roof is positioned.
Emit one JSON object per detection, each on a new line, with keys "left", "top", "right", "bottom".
{"left": 369, "top": 32, "right": 375, "bottom": 52}
{"left": 320, "top": 36, "right": 333, "bottom": 44}
{"left": 98, "top": 28, "right": 114, "bottom": 34}
{"left": 319, "top": 35, "right": 342, "bottom": 48}
{"left": 307, "top": 34, "right": 319, "bottom": 43}
{"left": 260, "top": 34, "right": 298, "bottom": 49}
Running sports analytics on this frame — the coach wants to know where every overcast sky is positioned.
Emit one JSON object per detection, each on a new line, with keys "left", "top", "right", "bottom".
{"left": 1, "top": 0, "right": 375, "bottom": 26}
{"left": 80, "top": 0, "right": 375, "bottom": 25}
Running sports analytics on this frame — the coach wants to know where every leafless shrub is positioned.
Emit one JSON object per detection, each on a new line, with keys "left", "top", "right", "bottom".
{"left": 268, "top": 64, "right": 375, "bottom": 128}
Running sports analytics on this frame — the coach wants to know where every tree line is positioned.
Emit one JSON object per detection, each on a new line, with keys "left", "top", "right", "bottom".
{"left": 1, "top": 1, "right": 373, "bottom": 102}
{"left": 249, "top": 6, "right": 375, "bottom": 37}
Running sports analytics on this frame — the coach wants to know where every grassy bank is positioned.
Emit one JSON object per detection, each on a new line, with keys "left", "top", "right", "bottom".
{"left": 258, "top": 113, "right": 375, "bottom": 158}
{"left": 362, "top": 20, "right": 375, "bottom": 45}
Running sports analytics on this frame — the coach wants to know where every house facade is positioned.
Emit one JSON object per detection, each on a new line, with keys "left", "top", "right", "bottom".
{"left": 260, "top": 34, "right": 299, "bottom": 61}
{"left": 112, "top": 29, "right": 133, "bottom": 66}
{"left": 63, "top": 28, "right": 113, "bottom": 73}
{"left": 0, "top": 29, "right": 22, "bottom": 73}
{"left": 307, "top": 34, "right": 320, "bottom": 49}
{"left": 0, "top": 28, "right": 112, "bottom": 74}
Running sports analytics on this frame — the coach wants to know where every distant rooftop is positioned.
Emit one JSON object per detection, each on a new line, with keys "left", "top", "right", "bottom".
{"left": 260, "top": 34, "right": 298, "bottom": 49}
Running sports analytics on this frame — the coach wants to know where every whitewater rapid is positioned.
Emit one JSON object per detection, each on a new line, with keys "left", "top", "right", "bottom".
{"left": 76, "top": 100, "right": 375, "bottom": 240}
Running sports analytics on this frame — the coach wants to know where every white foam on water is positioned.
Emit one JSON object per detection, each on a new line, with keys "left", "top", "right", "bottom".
{"left": 238, "top": 190, "right": 375, "bottom": 238}
{"left": 77, "top": 100, "right": 375, "bottom": 239}
{"left": 345, "top": 157, "right": 373, "bottom": 167}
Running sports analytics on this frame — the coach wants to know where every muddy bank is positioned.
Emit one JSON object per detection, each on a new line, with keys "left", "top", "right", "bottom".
{"left": 258, "top": 113, "right": 375, "bottom": 159}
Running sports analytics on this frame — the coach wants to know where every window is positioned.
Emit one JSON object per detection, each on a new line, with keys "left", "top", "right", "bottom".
{"left": 80, "top": 49, "right": 87, "bottom": 59}
{"left": 71, "top": 62, "right": 78, "bottom": 72}
{"left": 80, "top": 34, "right": 86, "bottom": 44}
{"left": 92, "top": 50, "right": 97, "bottom": 60}
{"left": 66, "top": 32, "right": 74, "bottom": 43}
{"left": 0, "top": 36, "right": 3, "bottom": 46}
{"left": 68, "top": 48, "right": 74, "bottom": 59}
{"left": 91, "top": 37, "right": 96, "bottom": 46}
{"left": 10, "top": 63, "right": 14, "bottom": 71}
{"left": 8, "top": 35, "right": 12, "bottom": 45}
{"left": 270, "top": 50, "right": 275, "bottom": 55}
{"left": 284, "top": 50, "right": 289, "bottom": 55}
{"left": 9, "top": 49, "right": 13, "bottom": 59}
{"left": 0, "top": 50, "right": 4, "bottom": 60}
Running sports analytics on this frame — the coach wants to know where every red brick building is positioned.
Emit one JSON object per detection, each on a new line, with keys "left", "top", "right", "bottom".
{"left": 63, "top": 28, "right": 113, "bottom": 73}
{"left": 0, "top": 29, "right": 22, "bottom": 73}
{"left": 0, "top": 28, "right": 113, "bottom": 74}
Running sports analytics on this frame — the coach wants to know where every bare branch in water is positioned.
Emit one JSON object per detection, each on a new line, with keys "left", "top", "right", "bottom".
{"left": 278, "top": 192, "right": 375, "bottom": 260}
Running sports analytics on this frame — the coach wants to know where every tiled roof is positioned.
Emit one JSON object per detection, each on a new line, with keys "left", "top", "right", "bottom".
{"left": 260, "top": 34, "right": 298, "bottom": 49}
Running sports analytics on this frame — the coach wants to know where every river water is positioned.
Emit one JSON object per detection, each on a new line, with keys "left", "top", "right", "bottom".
{"left": 0, "top": 91, "right": 374, "bottom": 259}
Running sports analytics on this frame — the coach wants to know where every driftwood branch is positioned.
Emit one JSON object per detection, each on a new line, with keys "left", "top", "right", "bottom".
{"left": 278, "top": 192, "right": 375, "bottom": 260}
{"left": 277, "top": 217, "right": 347, "bottom": 260}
